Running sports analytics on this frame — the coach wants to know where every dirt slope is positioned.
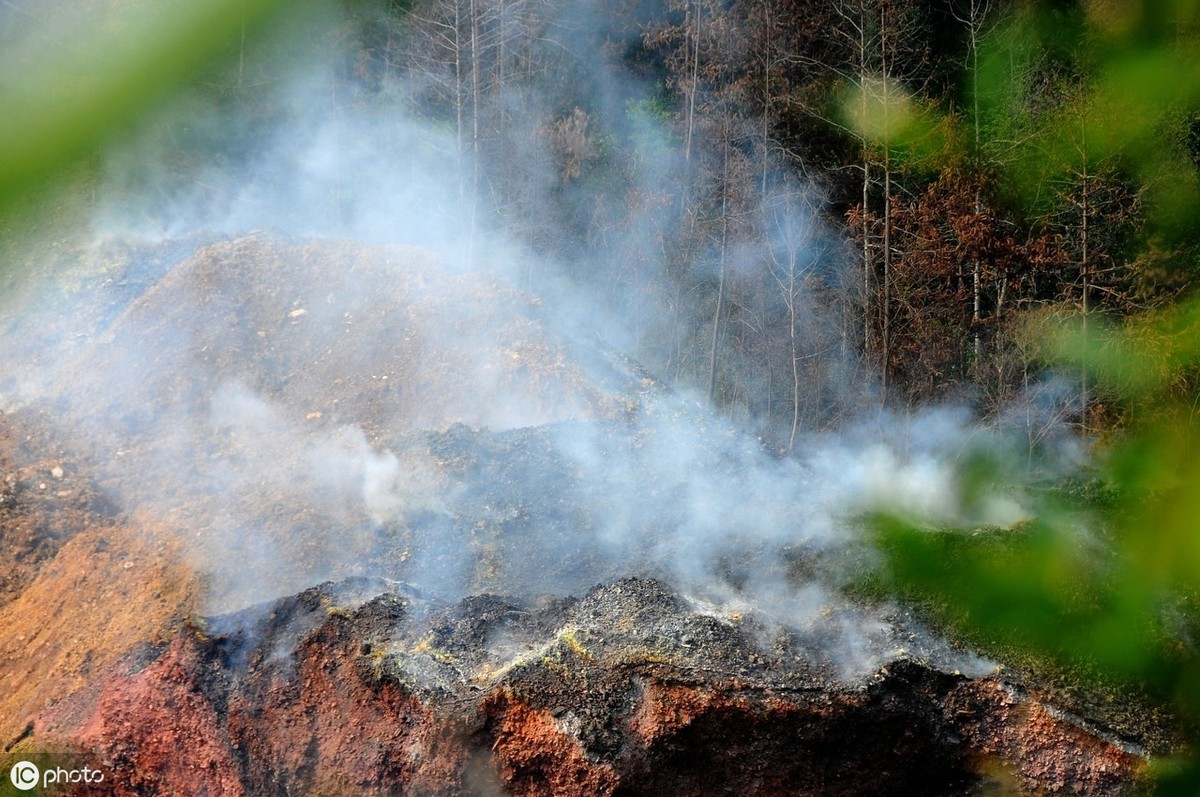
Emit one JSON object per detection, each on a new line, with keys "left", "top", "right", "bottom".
{"left": 0, "top": 232, "right": 649, "bottom": 754}
{"left": 65, "top": 233, "right": 627, "bottom": 443}
{"left": 29, "top": 233, "right": 657, "bottom": 610}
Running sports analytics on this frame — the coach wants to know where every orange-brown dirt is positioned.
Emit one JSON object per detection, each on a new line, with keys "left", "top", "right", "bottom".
{"left": 0, "top": 408, "right": 112, "bottom": 609}
{"left": 0, "top": 520, "right": 200, "bottom": 748}
{"left": 0, "top": 408, "right": 200, "bottom": 752}
{"left": 484, "top": 691, "right": 620, "bottom": 797}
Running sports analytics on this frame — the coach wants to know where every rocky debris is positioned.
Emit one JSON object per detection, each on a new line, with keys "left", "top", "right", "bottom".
{"left": 25, "top": 577, "right": 1145, "bottom": 796}
{"left": 0, "top": 407, "right": 117, "bottom": 608}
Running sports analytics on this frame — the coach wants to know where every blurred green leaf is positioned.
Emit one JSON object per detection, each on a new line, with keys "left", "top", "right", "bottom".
{"left": 0, "top": 0, "right": 286, "bottom": 214}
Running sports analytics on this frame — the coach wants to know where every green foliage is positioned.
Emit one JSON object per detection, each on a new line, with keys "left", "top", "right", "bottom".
{"left": 854, "top": 0, "right": 1200, "bottom": 243}
{"left": 870, "top": 292, "right": 1200, "bottom": 792}
{"left": 838, "top": 83, "right": 962, "bottom": 181}
{"left": 855, "top": 2, "right": 1200, "bottom": 789}
{"left": 0, "top": 0, "right": 287, "bottom": 222}
{"left": 626, "top": 91, "right": 681, "bottom": 157}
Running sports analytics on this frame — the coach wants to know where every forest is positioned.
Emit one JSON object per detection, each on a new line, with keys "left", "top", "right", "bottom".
{"left": 285, "top": 0, "right": 1200, "bottom": 446}
{"left": 6, "top": 0, "right": 1197, "bottom": 442}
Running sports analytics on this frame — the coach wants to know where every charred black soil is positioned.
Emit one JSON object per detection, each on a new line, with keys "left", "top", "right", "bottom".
{"left": 27, "top": 576, "right": 1145, "bottom": 795}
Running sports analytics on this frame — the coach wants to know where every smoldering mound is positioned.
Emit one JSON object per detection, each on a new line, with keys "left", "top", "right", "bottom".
{"left": 9, "top": 231, "right": 1000, "bottom": 680}
{"left": 28, "top": 232, "right": 644, "bottom": 608}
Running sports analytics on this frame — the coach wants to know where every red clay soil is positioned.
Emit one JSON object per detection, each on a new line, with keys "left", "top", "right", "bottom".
{"left": 37, "top": 623, "right": 468, "bottom": 796}
{"left": 947, "top": 680, "right": 1141, "bottom": 794}
{"left": 222, "top": 614, "right": 466, "bottom": 796}
{"left": 51, "top": 637, "right": 245, "bottom": 797}
{"left": 0, "top": 521, "right": 200, "bottom": 749}
{"left": 484, "top": 691, "right": 620, "bottom": 797}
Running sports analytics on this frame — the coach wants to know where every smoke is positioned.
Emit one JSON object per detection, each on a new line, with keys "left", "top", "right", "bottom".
{"left": 0, "top": 0, "right": 1072, "bottom": 679}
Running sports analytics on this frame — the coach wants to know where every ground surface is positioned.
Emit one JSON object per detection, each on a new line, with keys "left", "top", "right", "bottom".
{"left": 0, "top": 233, "right": 1159, "bottom": 794}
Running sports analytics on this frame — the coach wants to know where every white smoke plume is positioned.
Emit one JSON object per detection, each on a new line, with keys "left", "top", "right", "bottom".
{"left": 0, "top": 0, "right": 1074, "bottom": 678}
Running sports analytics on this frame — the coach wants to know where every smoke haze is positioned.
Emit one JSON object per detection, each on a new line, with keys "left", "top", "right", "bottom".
{"left": 0, "top": 0, "right": 1072, "bottom": 678}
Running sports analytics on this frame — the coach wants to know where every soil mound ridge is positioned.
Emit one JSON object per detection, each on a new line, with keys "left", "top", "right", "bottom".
{"left": 22, "top": 577, "right": 1145, "bottom": 796}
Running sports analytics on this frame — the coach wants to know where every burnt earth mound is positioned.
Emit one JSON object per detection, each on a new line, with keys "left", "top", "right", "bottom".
{"left": 32, "top": 577, "right": 1144, "bottom": 796}
{"left": 0, "top": 233, "right": 1159, "bottom": 794}
{"left": 22, "top": 233, "right": 667, "bottom": 608}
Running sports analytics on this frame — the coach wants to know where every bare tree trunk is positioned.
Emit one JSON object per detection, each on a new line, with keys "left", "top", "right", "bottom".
{"left": 453, "top": 1, "right": 466, "bottom": 201}
{"left": 788, "top": 250, "right": 801, "bottom": 452}
{"left": 966, "top": 0, "right": 986, "bottom": 374}
{"left": 880, "top": 2, "right": 892, "bottom": 398}
{"left": 679, "top": 0, "right": 704, "bottom": 245}
{"left": 707, "top": 263, "right": 727, "bottom": 401}
{"left": 759, "top": 0, "right": 772, "bottom": 202}
{"left": 863, "top": 157, "right": 872, "bottom": 358}
{"left": 830, "top": 0, "right": 877, "bottom": 365}
{"left": 882, "top": 154, "right": 891, "bottom": 397}
{"left": 497, "top": 0, "right": 505, "bottom": 94}
{"left": 1080, "top": 120, "right": 1090, "bottom": 433}
{"left": 858, "top": 1, "right": 873, "bottom": 364}
{"left": 707, "top": 129, "right": 730, "bottom": 402}
{"left": 972, "top": 195, "right": 982, "bottom": 369}
{"left": 468, "top": 0, "right": 481, "bottom": 264}
{"left": 683, "top": 0, "right": 701, "bottom": 168}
